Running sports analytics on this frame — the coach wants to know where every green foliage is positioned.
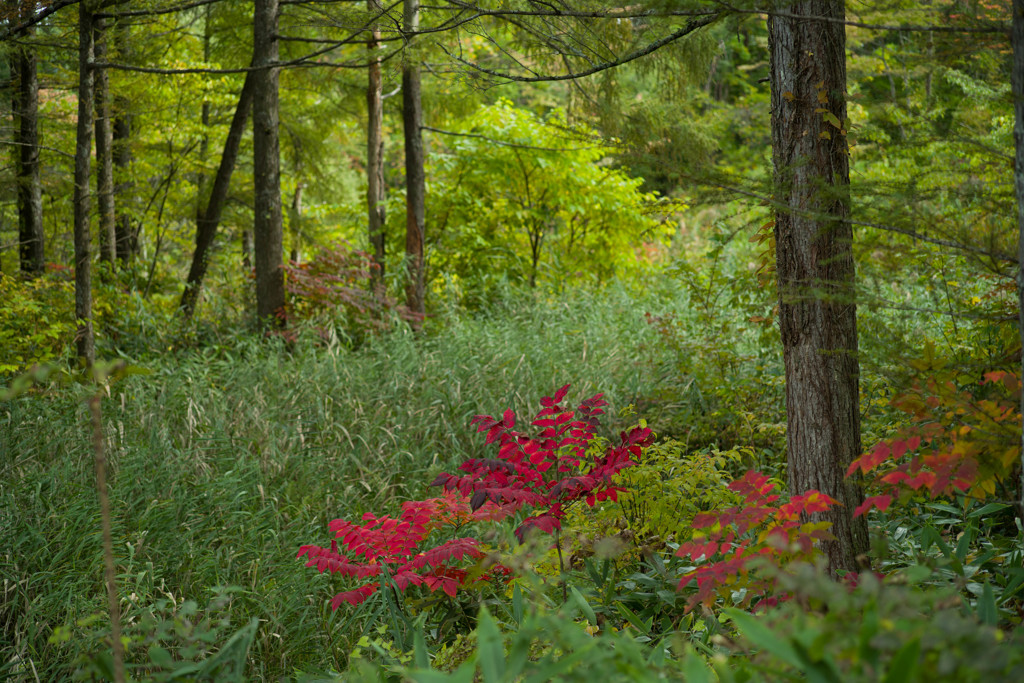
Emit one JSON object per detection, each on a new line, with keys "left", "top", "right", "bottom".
{"left": 47, "top": 589, "right": 258, "bottom": 682}
{"left": 639, "top": 224, "right": 784, "bottom": 454}
{"left": 721, "top": 564, "right": 1024, "bottom": 683}
{"left": 0, "top": 270, "right": 76, "bottom": 374}
{"left": 427, "top": 100, "right": 663, "bottom": 306}
{"left": 618, "top": 441, "right": 744, "bottom": 544}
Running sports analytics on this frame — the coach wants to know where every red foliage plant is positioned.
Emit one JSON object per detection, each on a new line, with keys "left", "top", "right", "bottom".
{"left": 299, "top": 385, "right": 653, "bottom": 609}
{"left": 297, "top": 491, "right": 509, "bottom": 608}
{"left": 431, "top": 384, "right": 654, "bottom": 541}
{"left": 848, "top": 370, "right": 1021, "bottom": 517}
{"left": 675, "top": 470, "right": 838, "bottom": 610}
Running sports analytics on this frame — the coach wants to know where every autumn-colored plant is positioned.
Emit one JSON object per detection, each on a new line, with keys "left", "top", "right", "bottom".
{"left": 431, "top": 384, "right": 654, "bottom": 541}
{"left": 298, "top": 491, "right": 508, "bottom": 608}
{"left": 280, "top": 242, "right": 418, "bottom": 339}
{"left": 299, "top": 385, "right": 654, "bottom": 609}
{"left": 675, "top": 470, "right": 837, "bottom": 610}
{"left": 848, "top": 368, "right": 1021, "bottom": 517}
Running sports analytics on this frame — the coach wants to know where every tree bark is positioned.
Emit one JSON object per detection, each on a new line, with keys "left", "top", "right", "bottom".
{"left": 253, "top": 0, "right": 285, "bottom": 327}
{"left": 289, "top": 182, "right": 303, "bottom": 263}
{"left": 113, "top": 17, "right": 135, "bottom": 264}
{"left": 14, "top": 20, "right": 45, "bottom": 276}
{"left": 180, "top": 71, "right": 255, "bottom": 321}
{"left": 768, "top": 0, "right": 867, "bottom": 574}
{"left": 367, "top": 0, "right": 387, "bottom": 293}
{"left": 74, "top": 3, "right": 96, "bottom": 365}
{"left": 94, "top": 15, "right": 117, "bottom": 265}
{"left": 403, "top": 0, "right": 425, "bottom": 325}
{"left": 1013, "top": 0, "right": 1024, "bottom": 519}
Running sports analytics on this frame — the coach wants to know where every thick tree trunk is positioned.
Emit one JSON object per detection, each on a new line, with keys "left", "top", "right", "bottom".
{"left": 403, "top": 0, "right": 425, "bottom": 324}
{"left": 768, "top": 0, "right": 868, "bottom": 574}
{"left": 14, "top": 25, "right": 45, "bottom": 276}
{"left": 180, "top": 71, "right": 255, "bottom": 321}
{"left": 113, "top": 18, "right": 135, "bottom": 264}
{"left": 74, "top": 4, "right": 96, "bottom": 365}
{"left": 367, "top": 0, "right": 387, "bottom": 292}
{"left": 253, "top": 0, "right": 285, "bottom": 327}
{"left": 94, "top": 16, "right": 117, "bottom": 265}
{"left": 1013, "top": 0, "right": 1024, "bottom": 519}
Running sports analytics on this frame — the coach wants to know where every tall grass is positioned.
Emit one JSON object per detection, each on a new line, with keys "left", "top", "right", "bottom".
{"left": 0, "top": 279, "right": 695, "bottom": 680}
{"left": 0, "top": 256, "right": 952, "bottom": 679}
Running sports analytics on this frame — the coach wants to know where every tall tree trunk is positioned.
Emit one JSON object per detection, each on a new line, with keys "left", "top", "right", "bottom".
{"left": 253, "top": 0, "right": 285, "bottom": 327}
{"left": 180, "top": 71, "right": 255, "bottom": 321}
{"left": 1013, "top": 0, "right": 1024, "bottom": 519}
{"left": 367, "top": 0, "right": 387, "bottom": 293}
{"left": 74, "top": 4, "right": 97, "bottom": 365}
{"left": 94, "top": 16, "right": 117, "bottom": 265}
{"left": 768, "top": 0, "right": 867, "bottom": 574}
{"left": 14, "top": 21, "right": 45, "bottom": 276}
{"left": 113, "top": 17, "right": 135, "bottom": 264}
{"left": 195, "top": 3, "right": 213, "bottom": 221}
{"left": 403, "top": 0, "right": 425, "bottom": 325}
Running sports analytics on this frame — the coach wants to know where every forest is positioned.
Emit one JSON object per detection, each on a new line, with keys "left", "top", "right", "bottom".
{"left": 1, "top": 0, "right": 1023, "bottom": 680}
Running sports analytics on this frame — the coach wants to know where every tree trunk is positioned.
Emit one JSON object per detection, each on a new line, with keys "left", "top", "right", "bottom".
{"left": 1013, "top": 0, "right": 1024, "bottom": 519}
{"left": 180, "top": 71, "right": 255, "bottom": 321}
{"left": 74, "top": 3, "right": 96, "bottom": 365}
{"left": 94, "top": 16, "right": 117, "bottom": 265}
{"left": 195, "top": 3, "right": 213, "bottom": 221}
{"left": 768, "top": 0, "right": 867, "bottom": 574}
{"left": 367, "top": 0, "right": 387, "bottom": 293}
{"left": 14, "top": 21, "right": 45, "bottom": 276}
{"left": 253, "top": 0, "right": 285, "bottom": 327}
{"left": 289, "top": 182, "right": 303, "bottom": 263}
{"left": 113, "top": 17, "right": 135, "bottom": 264}
{"left": 403, "top": 0, "right": 425, "bottom": 325}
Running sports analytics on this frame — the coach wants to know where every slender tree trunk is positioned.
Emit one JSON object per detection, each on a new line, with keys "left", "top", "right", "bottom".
{"left": 768, "top": 0, "right": 867, "bottom": 574}
{"left": 195, "top": 3, "right": 213, "bottom": 221}
{"left": 94, "top": 16, "right": 117, "bottom": 265}
{"left": 1012, "top": 0, "right": 1024, "bottom": 519}
{"left": 14, "top": 23, "right": 45, "bottom": 276}
{"left": 367, "top": 0, "right": 387, "bottom": 293}
{"left": 242, "top": 230, "right": 253, "bottom": 271}
{"left": 289, "top": 182, "right": 303, "bottom": 263}
{"left": 113, "top": 17, "right": 134, "bottom": 264}
{"left": 74, "top": 3, "right": 96, "bottom": 364}
{"left": 253, "top": 0, "right": 285, "bottom": 327}
{"left": 403, "top": 0, "right": 425, "bottom": 325}
{"left": 180, "top": 71, "right": 255, "bottom": 321}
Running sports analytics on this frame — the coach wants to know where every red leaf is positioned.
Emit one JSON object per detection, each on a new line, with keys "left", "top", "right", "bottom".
{"left": 853, "top": 494, "right": 892, "bottom": 518}
{"left": 503, "top": 409, "right": 515, "bottom": 428}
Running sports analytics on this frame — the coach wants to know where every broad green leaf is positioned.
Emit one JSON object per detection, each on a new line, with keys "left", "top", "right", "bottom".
{"left": 882, "top": 637, "right": 920, "bottom": 683}
{"left": 475, "top": 606, "right": 505, "bottom": 683}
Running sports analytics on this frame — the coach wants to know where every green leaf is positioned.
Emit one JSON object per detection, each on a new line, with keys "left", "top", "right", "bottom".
{"left": 410, "top": 662, "right": 476, "bottom": 683}
{"left": 512, "top": 583, "right": 524, "bottom": 626}
{"left": 977, "top": 582, "right": 998, "bottom": 625}
{"left": 615, "top": 601, "right": 652, "bottom": 636}
{"left": 968, "top": 502, "right": 1010, "bottom": 519}
{"left": 725, "top": 608, "right": 841, "bottom": 683}
{"left": 570, "top": 586, "right": 597, "bottom": 626}
{"left": 882, "top": 637, "right": 920, "bottom": 683}
{"left": 680, "top": 647, "right": 715, "bottom": 683}
{"left": 476, "top": 606, "right": 505, "bottom": 683}
{"left": 148, "top": 645, "right": 174, "bottom": 669}
{"left": 413, "top": 626, "right": 429, "bottom": 669}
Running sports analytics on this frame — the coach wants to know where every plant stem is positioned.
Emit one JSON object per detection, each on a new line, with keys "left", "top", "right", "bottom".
{"left": 90, "top": 393, "right": 125, "bottom": 683}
